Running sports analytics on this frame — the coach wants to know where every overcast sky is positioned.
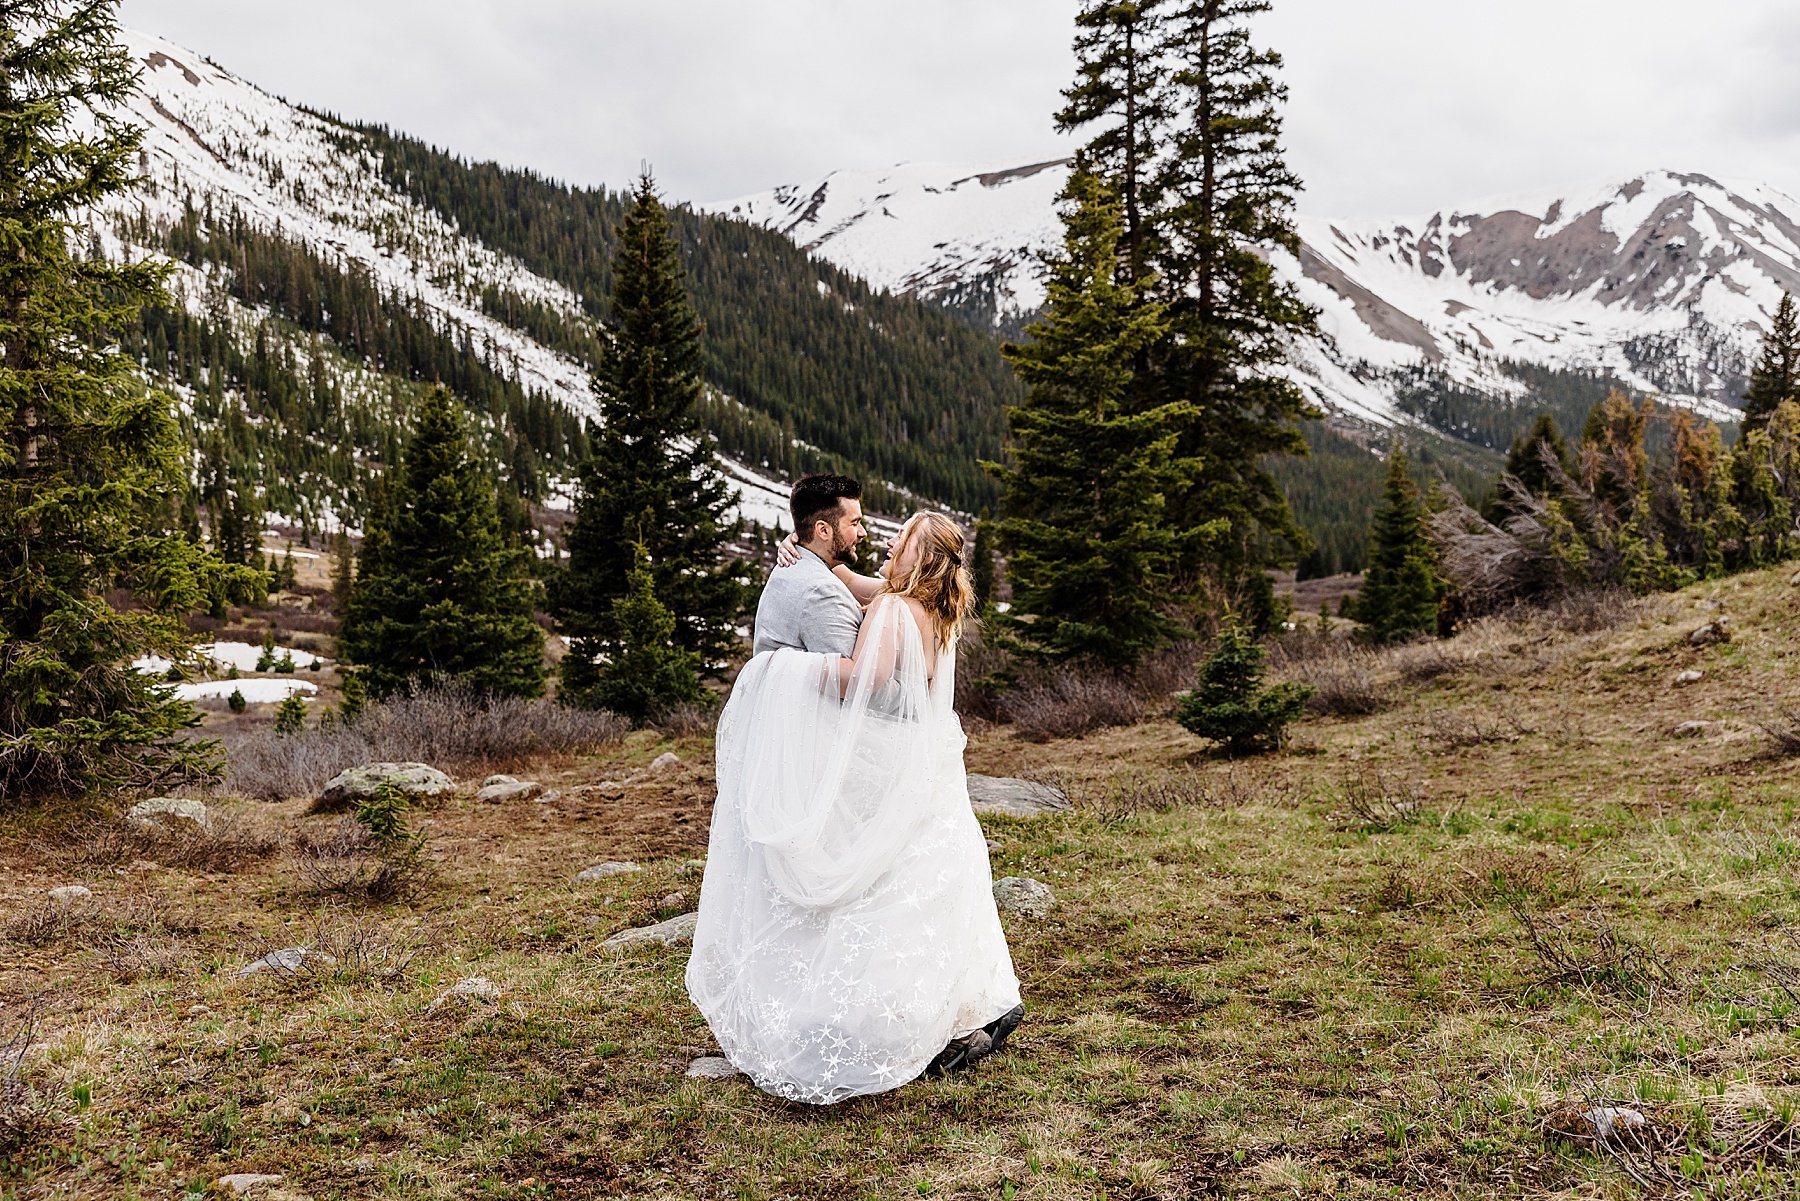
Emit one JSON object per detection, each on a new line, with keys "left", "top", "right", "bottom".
{"left": 118, "top": 0, "right": 1800, "bottom": 219}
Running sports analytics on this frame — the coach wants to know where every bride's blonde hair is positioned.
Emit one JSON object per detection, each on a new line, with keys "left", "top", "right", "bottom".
{"left": 880, "top": 511, "right": 975, "bottom": 652}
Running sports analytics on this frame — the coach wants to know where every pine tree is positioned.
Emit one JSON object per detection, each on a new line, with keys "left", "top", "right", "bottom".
{"left": 273, "top": 694, "right": 307, "bottom": 736}
{"left": 338, "top": 671, "right": 368, "bottom": 725}
{"left": 591, "top": 544, "right": 706, "bottom": 723}
{"left": 1354, "top": 449, "right": 1440, "bottom": 644}
{"left": 330, "top": 529, "right": 353, "bottom": 611}
{"left": 227, "top": 688, "right": 247, "bottom": 715}
{"left": 339, "top": 387, "right": 546, "bottom": 698}
{"left": 970, "top": 518, "right": 998, "bottom": 616}
{"left": 1483, "top": 412, "right": 1570, "bottom": 522}
{"left": 1150, "top": 0, "right": 1321, "bottom": 616}
{"left": 0, "top": 2, "right": 260, "bottom": 800}
{"left": 554, "top": 172, "right": 748, "bottom": 704}
{"left": 987, "top": 171, "right": 1202, "bottom": 668}
{"left": 1742, "top": 292, "right": 1800, "bottom": 433}
{"left": 1175, "top": 616, "right": 1311, "bottom": 755}
{"left": 1057, "top": 0, "right": 1170, "bottom": 285}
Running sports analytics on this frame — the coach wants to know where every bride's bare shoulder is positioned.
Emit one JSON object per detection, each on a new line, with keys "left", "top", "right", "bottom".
{"left": 870, "top": 592, "right": 932, "bottom": 639}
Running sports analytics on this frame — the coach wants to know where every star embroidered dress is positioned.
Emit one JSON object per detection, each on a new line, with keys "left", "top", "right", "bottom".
{"left": 686, "top": 596, "right": 1021, "bottom": 1103}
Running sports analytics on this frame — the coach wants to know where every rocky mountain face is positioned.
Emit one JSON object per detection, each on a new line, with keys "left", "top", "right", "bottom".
{"left": 710, "top": 163, "right": 1800, "bottom": 430}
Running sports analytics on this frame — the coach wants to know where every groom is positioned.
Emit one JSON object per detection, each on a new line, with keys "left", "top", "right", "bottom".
{"left": 752, "top": 473, "right": 867, "bottom": 658}
{"left": 748, "top": 473, "right": 1026, "bottom": 1077}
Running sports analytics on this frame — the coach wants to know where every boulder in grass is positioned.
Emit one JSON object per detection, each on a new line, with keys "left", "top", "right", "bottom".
{"left": 126, "top": 797, "right": 213, "bottom": 835}
{"left": 1674, "top": 670, "right": 1704, "bottom": 686}
{"left": 48, "top": 885, "right": 93, "bottom": 905}
{"left": 216, "top": 1175, "right": 285, "bottom": 1196}
{"left": 427, "top": 976, "right": 502, "bottom": 1013}
{"left": 1690, "top": 618, "right": 1731, "bottom": 647}
{"left": 1790, "top": 569, "right": 1800, "bottom": 588}
{"left": 1671, "top": 720, "right": 1711, "bottom": 738}
{"left": 237, "top": 947, "right": 335, "bottom": 978}
{"left": 685, "top": 1055, "right": 741, "bottom": 1080}
{"left": 575, "top": 861, "right": 642, "bottom": 882}
{"left": 968, "top": 775, "right": 1069, "bottom": 818}
{"left": 993, "top": 876, "right": 1055, "bottom": 918}
{"left": 314, "top": 763, "right": 453, "bottom": 812}
{"left": 601, "top": 911, "right": 698, "bottom": 951}
{"left": 648, "top": 752, "right": 682, "bottom": 773}
{"left": 474, "top": 774, "right": 541, "bottom": 803}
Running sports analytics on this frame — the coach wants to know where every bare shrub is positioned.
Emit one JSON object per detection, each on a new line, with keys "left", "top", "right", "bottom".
{"left": 1534, "top": 589, "right": 1640, "bottom": 634}
{"left": 243, "top": 914, "right": 437, "bottom": 989}
{"left": 1455, "top": 845, "right": 1584, "bottom": 906}
{"left": 1331, "top": 767, "right": 1436, "bottom": 832}
{"left": 953, "top": 625, "right": 1015, "bottom": 725}
{"left": 1505, "top": 897, "right": 1680, "bottom": 1008}
{"left": 1074, "top": 766, "right": 1221, "bottom": 823}
{"left": 4, "top": 900, "right": 92, "bottom": 947}
{"left": 38, "top": 811, "right": 279, "bottom": 875}
{"left": 290, "top": 781, "right": 431, "bottom": 904}
{"left": 1758, "top": 707, "right": 1800, "bottom": 758}
{"left": 96, "top": 933, "right": 191, "bottom": 982}
{"left": 1000, "top": 670, "right": 1144, "bottom": 742}
{"left": 225, "top": 683, "right": 629, "bottom": 801}
{"left": 1292, "top": 653, "right": 1385, "bottom": 717}
{"left": 1387, "top": 639, "right": 1468, "bottom": 686}
{"left": 653, "top": 702, "right": 718, "bottom": 740}
{"left": 1371, "top": 864, "right": 1432, "bottom": 912}
{"left": 0, "top": 999, "right": 50, "bottom": 1155}
{"left": 1412, "top": 704, "right": 1534, "bottom": 750}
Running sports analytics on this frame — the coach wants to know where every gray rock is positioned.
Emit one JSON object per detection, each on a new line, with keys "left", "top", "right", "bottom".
{"left": 1674, "top": 670, "right": 1704, "bottom": 685}
{"left": 602, "top": 911, "right": 698, "bottom": 951}
{"left": 1582, "top": 1105, "right": 1650, "bottom": 1144}
{"left": 986, "top": 839, "right": 1001, "bottom": 854}
{"left": 684, "top": 1055, "right": 741, "bottom": 1080}
{"left": 315, "top": 762, "right": 454, "bottom": 812}
{"left": 474, "top": 774, "right": 541, "bottom": 804}
{"left": 659, "top": 891, "right": 688, "bottom": 910}
{"left": 534, "top": 789, "right": 563, "bottom": 805}
{"left": 216, "top": 1175, "right": 285, "bottom": 1195}
{"left": 968, "top": 774, "right": 1070, "bottom": 818}
{"left": 1690, "top": 618, "right": 1731, "bottom": 647}
{"left": 1671, "top": 720, "right": 1711, "bottom": 738}
{"left": 125, "top": 796, "right": 212, "bottom": 835}
{"left": 427, "top": 975, "right": 501, "bottom": 1013}
{"left": 648, "top": 751, "right": 683, "bottom": 772}
{"left": 237, "top": 947, "right": 335, "bottom": 978}
{"left": 993, "top": 876, "right": 1055, "bottom": 918}
{"left": 1790, "top": 569, "right": 1800, "bottom": 588}
{"left": 47, "top": 885, "right": 93, "bottom": 905}
{"left": 575, "top": 861, "right": 642, "bottom": 882}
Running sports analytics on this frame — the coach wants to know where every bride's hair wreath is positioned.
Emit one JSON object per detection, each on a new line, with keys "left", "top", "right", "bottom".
{"left": 880, "top": 511, "right": 975, "bottom": 652}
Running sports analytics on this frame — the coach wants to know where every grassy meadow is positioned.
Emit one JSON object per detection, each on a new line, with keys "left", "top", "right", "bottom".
{"left": 4, "top": 568, "right": 1800, "bottom": 1199}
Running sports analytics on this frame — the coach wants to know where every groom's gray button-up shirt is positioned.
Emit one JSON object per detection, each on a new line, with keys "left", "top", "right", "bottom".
{"left": 752, "top": 545, "right": 862, "bottom": 658}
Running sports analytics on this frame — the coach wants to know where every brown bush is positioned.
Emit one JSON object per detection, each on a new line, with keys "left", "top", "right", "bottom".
{"left": 1758, "top": 707, "right": 1800, "bottom": 758}
{"left": 0, "top": 999, "right": 49, "bottom": 1154}
{"left": 999, "top": 670, "right": 1144, "bottom": 742}
{"left": 654, "top": 702, "right": 719, "bottom": 740}
{"left": 289, "top": 816, "right": 430, "bottom": 903}
{"left": 223, "top": 684, "right": 629, "bottom": 801}
{"left": 38, "top": 811, "right": 281, "bottom": 875}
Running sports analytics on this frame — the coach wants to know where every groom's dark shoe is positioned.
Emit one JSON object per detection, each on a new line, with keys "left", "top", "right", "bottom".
{"left": 982, "top": 1003, "right": 1025, "bottom": 1055}
{"left": 924, "top": 1029, "right": 992, "bottom": 1076}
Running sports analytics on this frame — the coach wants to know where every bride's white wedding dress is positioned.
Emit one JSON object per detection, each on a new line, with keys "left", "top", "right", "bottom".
{"left": 687, "top": 597, "right": 1021, "bottom": 1104}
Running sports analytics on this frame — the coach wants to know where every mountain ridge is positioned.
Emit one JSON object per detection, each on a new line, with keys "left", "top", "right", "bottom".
{"left": 708, "top": 161, "right": 1796, "bottom": 432}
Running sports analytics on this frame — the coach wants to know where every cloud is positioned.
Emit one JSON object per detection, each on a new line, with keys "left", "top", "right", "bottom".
{"left": 118, "top": 0, "right": 1800, "bottom": 215}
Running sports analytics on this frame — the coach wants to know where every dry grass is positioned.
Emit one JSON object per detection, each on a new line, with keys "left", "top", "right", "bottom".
{"left": 223, "top": 683, "right": 629, "bottom": 800}
{"left": 3, "top": 564, "right": 1799, "bottom": 1199}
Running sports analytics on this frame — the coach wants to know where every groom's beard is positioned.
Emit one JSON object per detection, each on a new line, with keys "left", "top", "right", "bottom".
{"left": 829, "top": 529, "right": 858, "bottom": 565}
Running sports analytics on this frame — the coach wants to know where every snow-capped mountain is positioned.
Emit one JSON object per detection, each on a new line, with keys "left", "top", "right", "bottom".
{"left": 97, "top": 30, "right": 792, "bottom": 531}
{"left": 709, "top": 163, "right": 1800, "bottom": 429}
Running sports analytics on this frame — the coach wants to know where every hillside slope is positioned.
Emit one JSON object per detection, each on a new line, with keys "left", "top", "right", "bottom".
{"left": 91, "top": 31, "right": 1023, "bottom": 532}
{"left": 7, "top": 565, "right": 1799, "bottom": 1197}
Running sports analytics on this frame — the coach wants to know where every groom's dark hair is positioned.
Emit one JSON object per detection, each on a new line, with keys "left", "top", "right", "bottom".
{"left": 791, "top": 473, "right": 862, "bottom": 540}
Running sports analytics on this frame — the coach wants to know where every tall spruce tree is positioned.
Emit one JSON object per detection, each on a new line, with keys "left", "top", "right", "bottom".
{"left": 1057, "top": 0, "right": 1170, "bottom": 285}
{"left": 339, "top": 387, "right": 545, "bottom": 698}
{"left": 1151, "top": 0, "right": 1320, "bottom": 619}
{"left": 0, "top": 1, "right": 260, "bottom": 800}
{"left": 988, "top": 171, "right": 1203, "bottom": 668}
{"left": 1354, "top": 449, "right": 1440, "bottom": 644}
{"left": 553, "top": 172, "right": 747, "bottom": 704}
{"left": 1742, "top": 292, "right": 1800, "bottom": 434}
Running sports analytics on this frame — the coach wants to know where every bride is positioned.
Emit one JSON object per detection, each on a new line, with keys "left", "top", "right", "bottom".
{"left": 687, "top": 511, "right": 1023, "bottom": 1104}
